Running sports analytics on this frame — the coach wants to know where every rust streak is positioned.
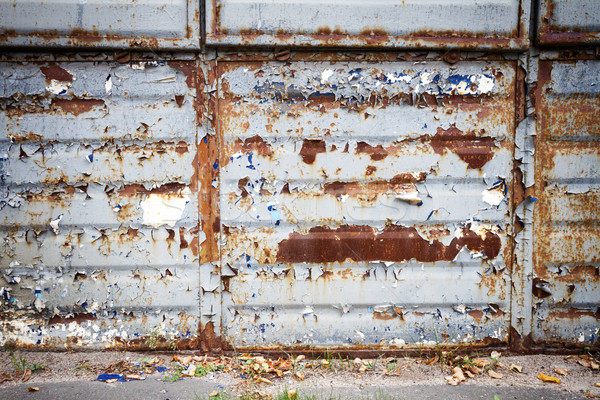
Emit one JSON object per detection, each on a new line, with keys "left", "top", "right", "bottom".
{"left": 51, "top": 98, "right": 104, "bottom": 116}
{"left": 276, "top": 225, "right": 501, "bottom": 263}
{"left": 40, "top": 64, "right": 73, "bottom": 82}
{"left": 299, "top": 139, "right": 326, "bottom": 164}
{"left": 430, "top": 125, "right": 496, "bottom": 169}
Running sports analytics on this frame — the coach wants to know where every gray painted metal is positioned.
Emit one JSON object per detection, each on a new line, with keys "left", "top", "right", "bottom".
{"left": 206, "top": 0, "right": 531, "bottom": 50}
{"left": 0, "top": 0, "right": 200, "bottom": 50}
{"left": 0, "top": 60, "right": 202, "bottom": 348}
{"left": 217, "top": 60, "right": 515, "bottom": 348}
{"left": 537, "top": 0, "right": 600, "bottom": 45}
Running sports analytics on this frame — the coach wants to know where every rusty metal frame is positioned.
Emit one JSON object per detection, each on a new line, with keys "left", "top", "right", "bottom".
{"left": 537, "top": 0, "right": 600, "bottom": 45}
{"left": 205, "top": 0, "right": 532, "bottom": 51}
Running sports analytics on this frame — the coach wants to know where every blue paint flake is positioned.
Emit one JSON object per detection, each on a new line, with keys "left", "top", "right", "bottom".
{"left": 213, "top": 158, "right": 219, "bottom": 170}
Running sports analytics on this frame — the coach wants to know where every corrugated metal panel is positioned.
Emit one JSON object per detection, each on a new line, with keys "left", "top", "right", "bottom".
{"left": 0, "top": 60, "right": 204, "bottom": 348}
{"left": 0, "top": 0, "right": 200, "bottom": 50}
{"left": 533, "top": 60, "right": 600, "bottom": 346}
{"left": 217, "top": 60, "right": 516, "bottom": 348}
{"left": 206, "top": 0, "right": 531, "bottom": 50}
{"left": 538, "top": 0, "right": 600, "bottom": 45}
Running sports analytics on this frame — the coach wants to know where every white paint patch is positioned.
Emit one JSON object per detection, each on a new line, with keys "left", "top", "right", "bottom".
{"left": 321, "top": 69, "right": 334, "bottom": 84}
{"left": 482, "top": 183, "right": 505, "bottom": 206}
{"left": 478, "top": 75, "right": 495, "bottom": 93}
{"left": 50, "top": 214, "right": 63, "bottom": 234}
{"left": 105, "top": 75, "right": 113, "bottom": 94}
{"left": 141, "top": 188, "right": 190, "bottom": 228}
{"left": 47, "top": 80, "right": 70, "bottom": 95}
{"left": 395, "top": 191, "right": 422, "bottom": 205}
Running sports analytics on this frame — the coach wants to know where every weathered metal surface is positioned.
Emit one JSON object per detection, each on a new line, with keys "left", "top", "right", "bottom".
{"left": 206, "top": 0, "right": 531, "bottom": 50}
{"left": 217, "top": 60, "right": 516, "bottom": 348}
{"left": 0, "top": 0, "right": 200, "bottom": 50}
{"left": 0, "top": 60, "right": 205, "bottom": 348}
{"left": 532, "top": 59, "right": 600, "bottom": 346}
{"left": 537, "top": 0, "right": 600, "bottom": 45}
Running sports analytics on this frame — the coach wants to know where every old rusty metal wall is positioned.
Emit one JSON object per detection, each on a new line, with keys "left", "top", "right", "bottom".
{"left": 0, "top": 1, "right": 599, "bottom": 352}
{"left": 537, "top": 0, "right": 600, "bottom": 45}
{"left": 0, "top": 0, "right": 201, "bottom": 50}
{"left": 532, "top": 57, "right": 600, "bottom": 346}
{"left": 217, "top": 58, "right": 516, "bottom": 348}
{"left": 0, "top": 59, "right": 208, "bottom": 348}
{"left": 206, "top": 0, "right": 531, "bottom": 50}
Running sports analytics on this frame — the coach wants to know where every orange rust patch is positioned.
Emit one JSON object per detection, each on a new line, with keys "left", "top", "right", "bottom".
{"left": 276, "top": 225, "right": 501, "bottom": 263}
{"left": 356, "top": 142, "right": 388, "bottom": 161}
{"left": 51, "top": 98, "right": 104, "bottom": 116}
{"left": 40, "top": 64, "right": 73, "bottom": 82}
{"left": 299, "top": 139, "right": 326, "bottom": 164}
{"left": 430, "top": 125, "right": 496, "bottom": 169}
{"left": 48, "top": 313, "right": 97, "bottom": 325}
{"left": 549, "top": 307, "right": 600, "bottom": 320}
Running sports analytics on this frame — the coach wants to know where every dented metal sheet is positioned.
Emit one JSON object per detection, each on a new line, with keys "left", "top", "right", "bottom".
{"left": 0, "top": 0, "right": 200, "bottom": 50}
{"left": 538, "top": 0, "right": 600, "bottom": 45}
{"left": 217, "top": 60, "right": 516, "bottom": 348}
{"left": 0, "top": 60, "right": 204, "bottom": 348}
{"left": 533, "top": 60, "right": 600, "bottom": 346}
{"left": 206, "top": 0, "right": 531, "bottom": 50}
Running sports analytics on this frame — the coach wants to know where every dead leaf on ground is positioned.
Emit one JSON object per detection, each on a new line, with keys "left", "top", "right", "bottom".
{"left": 256, "top": 377, "right": 273, "bottom": 385}
{"left": 578, "top": 360, "right": 592, "bottom": 368}
{"left": 595, "top": 383, "right": 600, "bottom": 388}
{"left": 554, "top": 368, "right": 568, "bottom": 376}
{"left": 444, "top": 367, "right": 466, "bottom": 386}
{"left": 591, "top": 361, "right": 599, "bottom": 371}
{"left": 488, "top": 370, "right": 503, "bottom": 379}
{"left": 294, "top": 372, "right": 305, "bottom": 381}
{"left": 22, "top": 369, "right": 32, "bottom": 383}
{"left": 472, "top": 359, "right": 491, "bottom": 368}
{"left": 465, "top": 365, "right": 482, "bottom": 375}
{"left": 509, "top": 363, "right": 523, "bottom": 373}
{"left": 464, "top": 370, "right": 475, "bottom": 379}
{"left": 538, "top": 373, "right": 561, "bottom": 384}
{"left": 124, "top": 373, "right": 144, "bottom": 380}
{"left": 27, "top": 387, "right": 39, "bottom": 392}
{"left": 425, "top": 355, "right": 439, "bottom": 365}
{"left": 490, "top": 351, "right": 501, "bottom": 359}
{"left": 287, "top": 389, "right": 297, "bottom": 399}
{"left": 295, "top": 355, "right": 305, "bottom": 363}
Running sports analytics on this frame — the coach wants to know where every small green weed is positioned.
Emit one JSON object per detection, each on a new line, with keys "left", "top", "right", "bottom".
{"left": 163, "top": 364, "right": 185, "bottom": 382}
{"left": 145, "top": 326, "right": 162, "bottom": 350}
{"left": 5, "top": 346, "right": 45, "bottom": 372}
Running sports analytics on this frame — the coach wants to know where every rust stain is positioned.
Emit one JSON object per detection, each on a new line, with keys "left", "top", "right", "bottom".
{"left": 356, "top": 141, "right": 388, "bottom": 161}
{"left": 468, "top": 310, "right": 484, "bottom": 320}
{"left": 118, "top": 182, "right": 187, "bottom": 196}
{"left": 299, "top": 139, "right": 326, "bottom": 164}
{"left": 233, "top": 135, "right": 274, "bottom": 158}
{"left": 40, "top": 64, "right": 73, "bottom": 82}
{"left": 430, "top": 124, "right": 496, "bottom": 169}
{"left": 549, "top": 308, "right": 600, "bottom": 320}
{"left": 51, "top": 98, "right": 105, "bottom": 116}
{"left": 48, "top": 313, "right": 97, "bottom": 325}
{"left": 276, "top": 224, "right": 501, "bottom": 263}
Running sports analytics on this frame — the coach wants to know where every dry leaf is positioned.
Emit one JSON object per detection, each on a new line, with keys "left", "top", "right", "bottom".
{"left": 256, "top": 377, "right": 273, "bottom": 385}
{"left": 464, "top": 370, "right": 475, "bottom": 379}
{"left": 554, "top": 368, "right": 568, "bottom": 376}
{"left": 321, "top": 360, "right": 330, "bottom": 367}
{"left": 124, "top": 373, "right": 144, "bottom": 380}
{"left": 27, "top": 387, "right": 39, "bottom": 392}
{"left": 538, "top": 373, "right": 561, "bottom": 384}
{"left": 425, "top": 355, "right": 439, "bottom": 365}
{"left": 105, "top": 378, "right": 118, "bottom": 383}
{"left": 490, "top": 351, "right": 501, "bottom": 359}
{"left": 509, "top": 363, "right": 523, "bottom": 373}
{"left": 295, "top": 355, "right": 305, "bottom": 363}
{"left": 591, "top": 361, "right": 599, "bottom": 370}
{"left": 488, "top": 370, "right": 503, "bottom": 379}
{"left": 578, "top": 360, "right": 592, "bottom": 368}
{"left": 595, "top": 383, "right": 600, "bottom": 388}
{"left": 473, "top": 359, "right": 491, "bottom": 368}
{"left": 294, "top": 371, "right": 305, "bottom": 381}
{"left": 208, "top": 391, "right": 219, "bottom": 398}
{"left": 444, "top": 367, "right": 466, "bottom": 386}
{"left": 22, "top": 369, "right": 32, "bottom": 383}
{"left": 580, "top": 355, "right": 592, "bottom": 360}
{"left": 465, "top": 365, "right": 482, "bottom": 375}
{"left": 287, "top": 389, "right": 297, "bottom": 399}
{"left": 358, "top": 365, "right": 367, "bottom": 373}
